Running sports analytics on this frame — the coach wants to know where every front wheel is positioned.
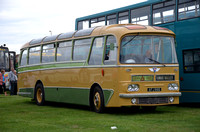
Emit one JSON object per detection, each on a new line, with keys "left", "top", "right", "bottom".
{"left": 35, "top": 83, "right": 45, "bottom": 106}
{"left": 91, "top": 86, "right": 105, "bottom": 113}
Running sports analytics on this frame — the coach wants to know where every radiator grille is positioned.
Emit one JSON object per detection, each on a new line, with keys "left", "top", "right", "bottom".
{"left": 138, "top": 97, "right": 168, "bottom": 104}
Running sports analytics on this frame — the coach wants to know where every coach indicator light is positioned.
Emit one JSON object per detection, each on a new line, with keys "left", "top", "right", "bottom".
{"left": 168, "top": 83, "right": 179, "bottom": 91}
{"left": 128, "top": 84, "right": 139, "bottom": 92}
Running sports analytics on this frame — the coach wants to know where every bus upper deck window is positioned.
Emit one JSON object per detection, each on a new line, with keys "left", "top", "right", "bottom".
{"left": 153, "top": 0, "right": 175, "bottom": 25}
{"left": 78, "top": 20, "right": 89, "bottom": 30}
{"left": 178, "top": 0, "right": 200, "bottom": 20}
{"left": 131, "top": 6, "right": 150, "bottom": 25}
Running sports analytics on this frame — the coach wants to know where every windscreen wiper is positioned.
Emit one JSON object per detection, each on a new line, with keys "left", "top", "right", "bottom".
{"left": 122, "top": 33, "right": 139, "bottom": 47}
{"left": 148, "top": 58, "right": 166, "bottom": 67}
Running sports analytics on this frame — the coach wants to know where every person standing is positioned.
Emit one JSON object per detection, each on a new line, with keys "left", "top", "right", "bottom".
{"left": 1, "top": 69, "right": 7, "bottom": 96}
{"left": 0, "top": 71, "right": 3, "bottom": 94}
{"left": 9, "top": 68, "right": 17, "bottom": 95}
{"left": 14, "top": 70, "right": 18, "bottom": 95}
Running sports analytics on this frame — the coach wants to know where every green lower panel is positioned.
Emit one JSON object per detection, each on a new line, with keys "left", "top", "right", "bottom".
{"left": 44, "top": 88, "right": 59, "bottom": 102}
{"left": 45, "top": 88, "right": 90, "bottom": 106}
{"left": 44, "top": 87, "right": 114, "bottom": 106}
{"left": 18, "top": 88, "right": 34, "bottom": 98}
{"left": 59, "top": 88, "right": 90, "bottom": 105}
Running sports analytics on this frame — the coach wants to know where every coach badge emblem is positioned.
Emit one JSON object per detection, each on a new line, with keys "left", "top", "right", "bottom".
{"left": 149, "top": 67, "right": 160, "bottom": 73}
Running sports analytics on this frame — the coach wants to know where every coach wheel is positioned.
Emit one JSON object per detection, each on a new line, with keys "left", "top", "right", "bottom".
{"left": 35, "top": 83, "right": 45, "bottom": 106}
{"left": 92, "top": 86, "right": 105, "bottom": 113}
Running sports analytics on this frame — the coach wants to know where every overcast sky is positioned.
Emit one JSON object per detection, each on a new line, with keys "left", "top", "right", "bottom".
{"left": 0, "top": 0, "right": 146, "bottom": 54}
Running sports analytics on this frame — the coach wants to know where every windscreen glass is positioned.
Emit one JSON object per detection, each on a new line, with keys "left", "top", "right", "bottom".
{"left": 120, "top": 35, "right": 178, "bottom": 64}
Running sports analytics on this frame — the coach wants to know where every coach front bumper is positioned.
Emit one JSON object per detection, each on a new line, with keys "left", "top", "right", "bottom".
{"left": 119, "top": 92, "right": 181, "bottom": 98}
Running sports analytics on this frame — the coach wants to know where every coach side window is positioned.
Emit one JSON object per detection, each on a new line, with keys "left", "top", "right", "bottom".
{"left": 89, "top": 37, "right": 104, "bottom": 65}
{"left": 42, "top": 44, "right": 55, "bottom": 63}
{"left": 73, "top": 38, "right": 91, "bottom": 61}
{"left": 20, "top": 49, "right": 27, "bottom": 66}
{"left": 57, "top": 41, "right": 72, "bottom": 62}
{"left": 29, "top": 46, "right": 41, "bottom": 65}
{"left": 104, "top": 36, "right": 117, "bottom": 65}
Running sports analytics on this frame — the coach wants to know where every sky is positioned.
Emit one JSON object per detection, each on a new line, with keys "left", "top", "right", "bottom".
{"left": 0, "top": 0, "right": 146, "bottom": 54}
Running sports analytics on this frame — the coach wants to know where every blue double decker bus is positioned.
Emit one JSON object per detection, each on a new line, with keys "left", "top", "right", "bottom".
{"left": 75, "top": 0, "right": 200, "bottom": 103}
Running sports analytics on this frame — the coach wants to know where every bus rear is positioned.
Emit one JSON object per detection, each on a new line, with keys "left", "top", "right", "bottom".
{"left": 0, "top": 45, "right": 16, "bottom": 92}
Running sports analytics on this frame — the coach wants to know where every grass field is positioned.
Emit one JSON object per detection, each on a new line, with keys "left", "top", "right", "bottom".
{"left": 0, "top": 95, "right": 200, "bottom": 132}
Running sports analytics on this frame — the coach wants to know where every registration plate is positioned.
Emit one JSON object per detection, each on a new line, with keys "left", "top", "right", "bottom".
{"left": 147, "top": 88, "right": 161, "bottom": 92}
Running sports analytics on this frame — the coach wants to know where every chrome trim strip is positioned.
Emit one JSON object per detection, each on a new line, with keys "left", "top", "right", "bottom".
{"left": 17, "top": 92, "right": 32, "bottom": 95}
{"left": 44, "top": 86, "right": 113, "bottom": 92}
{"left": 18, "top": 60, "right": 86, "bottom": 68}
{"left": 19, "top": 64, "right": 179, "bottom": 69}
{"left": 118, "top": 64, "right": 179, "bottom": 67}
{"left": 18, "top": 64, "right": 179, "bottom": 74}
{"left": 18, "top": 65, "right": 118, "bottom": 73}
{"left": 119, "top": 92, "right": 182, "bottom": 98}
{"left": 45, "top": 86, "right": 90, "bottom": 90}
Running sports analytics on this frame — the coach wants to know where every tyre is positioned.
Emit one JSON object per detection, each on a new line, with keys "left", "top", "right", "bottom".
{"left": 91, "top": 86, "right": 105, "bottom": 113}
{"left": 35, "top": 83, "right": 45, "bottom": 106}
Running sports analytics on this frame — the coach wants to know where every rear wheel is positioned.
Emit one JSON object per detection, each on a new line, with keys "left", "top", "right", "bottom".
{"left": 91, "top": 86, "right": 105, "bottom": 113}
{"left": 35, "top": 83, "right": 45, "bottom": 106}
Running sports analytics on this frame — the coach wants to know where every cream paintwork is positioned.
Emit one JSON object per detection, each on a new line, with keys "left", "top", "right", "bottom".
{"left": 18, "top": 24, "right": 179, "bottom": 107}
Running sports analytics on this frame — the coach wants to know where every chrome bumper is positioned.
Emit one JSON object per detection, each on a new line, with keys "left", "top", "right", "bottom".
{"left": 119, "top": 92, "right": 181, "bottom": 98}
{"left": 17, "top": 92, "right": 32, "bottom": 95}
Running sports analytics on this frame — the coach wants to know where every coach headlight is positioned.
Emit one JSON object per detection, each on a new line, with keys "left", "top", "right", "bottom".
{"left": 128, "top": 84, "right": 139, "bottom": 92}
{"left": 168, "top": 83, "right": 178, "bottom": 90}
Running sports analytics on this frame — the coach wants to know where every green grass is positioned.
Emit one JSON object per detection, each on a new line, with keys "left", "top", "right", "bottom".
{"left": 0, "top": 95, "right": 200, "bottom": 132}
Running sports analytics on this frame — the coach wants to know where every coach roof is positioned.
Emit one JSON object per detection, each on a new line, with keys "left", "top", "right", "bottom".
{"left": 22, "top": 24, "right": 175, "bottom": 49}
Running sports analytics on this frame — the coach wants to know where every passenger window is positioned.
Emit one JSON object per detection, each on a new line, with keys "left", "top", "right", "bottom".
{"left": 153, "top": 0, "right": 175, "bottom": 25}
{"left": 89, "top": 37, "right": 104, "bottom": 65}
{"left": 73, "top": 38, "right": 91, "bottom": 61}
{"left": 42, "top": 44, "right": 55, "bottom": 63}
{"left": 20, "top": 49, "right": 27, "bottom": 66}
{"left": 178, "top": 0, "right": 200, "bottom": 20}
{"left": 183, "top": 49, "right": 200, "bottom": 73}
{"left": 57, "top": 41, "right": 72, "bottom": 62}
{"left": 29, "top": 46, "right": 41, "bottom": 65}
{"left": 131, "top": 6, "right": 151, "bottom": 25}
{"left": 118, "top": 11, "right": 129, "bottom": 24}
{"left": 104, "top": 36, "right": 117, "bottom": 65}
